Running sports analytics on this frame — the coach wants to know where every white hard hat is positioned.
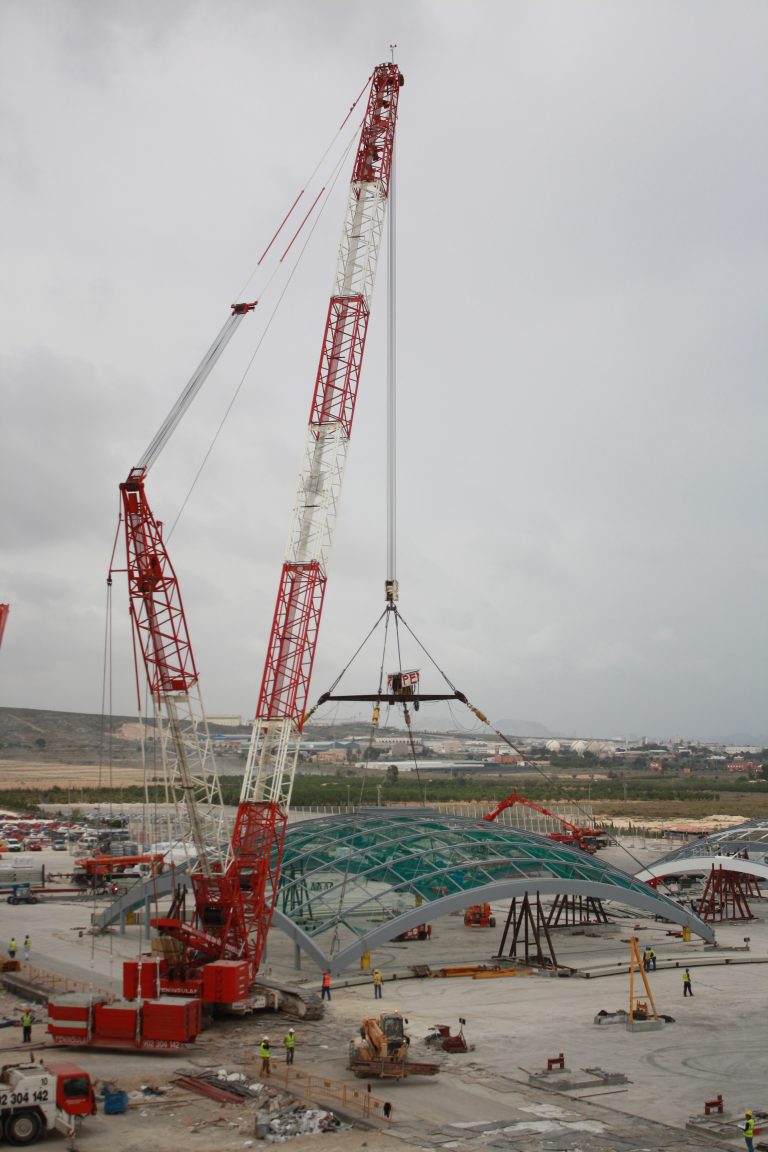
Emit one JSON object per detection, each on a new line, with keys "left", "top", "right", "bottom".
{"left": 289, "top": 1028, "right": 295, "bottom": 1032}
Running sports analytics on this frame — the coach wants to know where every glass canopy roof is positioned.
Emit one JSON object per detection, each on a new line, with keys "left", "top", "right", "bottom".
{"left": 647, "top": 818, "right": 768, "bottom": 868}
{"left": 271, "top": 808, "right": 714, "bottom": 971}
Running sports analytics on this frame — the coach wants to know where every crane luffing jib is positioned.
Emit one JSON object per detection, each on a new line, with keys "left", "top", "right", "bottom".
{"left": 184, "top": 62, "right": 404, "bottom": 982}
{"left": 118, "top": 300, "right": 255, "bottom": 875}
{"left": 120, "top": 299, "right": 257, "bottom": 698}
{"left": 137, "top": 301, "right": 257, "bottom": 477}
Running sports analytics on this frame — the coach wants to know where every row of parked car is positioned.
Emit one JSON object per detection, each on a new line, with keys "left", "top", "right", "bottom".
{"left": 1, "top": 835, "right": 68, "bottom": 852}
{"left": 0, "top": 816, "right": 128, "bottom": 854}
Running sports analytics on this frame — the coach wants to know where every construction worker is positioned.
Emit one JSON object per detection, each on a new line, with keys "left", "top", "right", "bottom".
{"left": 373, "top": 968, "right": 383, "bottom": 999}
{"left": 649, "top": 949, "right": 657, "bottom": 971}
{"left": 259, "top": 1037, "right": 271, "bottom": 1077}
{"left": 8, "top": 937, "right": 17, "bottom": 960}
{"left": 643, "top": 946, "right": 652, "bottom": 972}
{"left": 283, "top": 1028, "right": 296, "bottom": 1065}
{"left": 21, "top": 1008, "right": 33, "bottom": 1043}
{"left": 743, "top": 1110, "right": 755, "bottom": 1152}
{"left": 23, "top": 935, "right": 31, "bottom": 962}
{"left": 683, "top": 968, "right": 693, "bottom": 997}
{"left": 321, "top": 971, "right": 332, "bottom": 1001}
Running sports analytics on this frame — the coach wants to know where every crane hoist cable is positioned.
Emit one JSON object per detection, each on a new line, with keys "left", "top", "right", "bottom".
{"left": 310, "top": 602, "right": 667, "bottom": 886}
{"left": 355, "top": 610, "right": 392, "bottom": 806}
{"left": 234, "top": 70, "right": 373, "bottom": 296}
{"left": 140, "top": 68, "right": 374, "bottom": 476}
{"left": 392, "top": 608, "right": 424, "bottom": 796}
{"left": 98, "top": 577, "right": 114, "bottom": 794}
{"left": 166, "top": 122, "right": 361, "bottom": 541}
{"left": 331, "top": 612, "right": 394, "bottom": 953}
{"left": 389, "top": 612, "right": 668, "bottom": 883}
{"left": 105, "top": 89, "right": 367, "bottom": 881}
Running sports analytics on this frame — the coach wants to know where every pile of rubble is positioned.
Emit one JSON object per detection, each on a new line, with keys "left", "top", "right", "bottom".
{"left": 172, "top": 1068, "right": 348, "bottom": 1143}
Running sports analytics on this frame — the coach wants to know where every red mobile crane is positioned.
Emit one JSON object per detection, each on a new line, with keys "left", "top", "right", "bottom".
{"left": 156, "top": 60, "right": 404, "bottom": 992}
{"left": 484, "top": 789, "right": 605, "bottom": 853}
{"left": 48, "top": 305, "right": 260, "bottom": 1047}
{"left": 116, "top": 301, "right": 258, "bottom": 875}
{"left": 47, "top": 65, "right": 404, "bottom": 1050}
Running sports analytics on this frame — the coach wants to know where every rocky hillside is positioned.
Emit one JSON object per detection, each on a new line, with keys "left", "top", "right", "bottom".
{"left": 0, "top": 707, "right": 391, "bottom": 767}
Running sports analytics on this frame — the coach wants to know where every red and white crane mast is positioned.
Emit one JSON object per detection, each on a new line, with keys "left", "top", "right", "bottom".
{"left": 190, "top": 63, "right": 404, "bottom": 977}
{"left": 118, "top": 303, "right": 256, "bottom": 873}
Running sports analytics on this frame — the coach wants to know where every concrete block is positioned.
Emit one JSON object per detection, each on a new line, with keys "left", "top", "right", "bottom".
{"left": 626, "top": 1018, "right": 665, "bottom": 1032}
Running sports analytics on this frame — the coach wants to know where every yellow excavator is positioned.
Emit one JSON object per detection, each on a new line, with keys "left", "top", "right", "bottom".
{"left": 348, "top": 1011, "right": 440, "bottom": 1079}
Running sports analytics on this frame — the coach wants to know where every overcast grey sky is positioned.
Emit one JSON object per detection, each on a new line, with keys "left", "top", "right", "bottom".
{"left": 1, "top": 1, "right": 766, "bottom": 744}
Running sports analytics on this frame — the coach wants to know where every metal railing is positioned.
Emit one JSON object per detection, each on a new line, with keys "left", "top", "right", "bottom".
{"left": 250, "top": 1062, "right": 393, "bottom": 1123}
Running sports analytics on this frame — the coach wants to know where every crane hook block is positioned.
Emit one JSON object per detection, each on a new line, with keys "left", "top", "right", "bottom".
{"left": 385, "top": 579, "right": 399, "bottom": 603}
{"left": 231, "top": 300, "right": 258, "bottom": 314}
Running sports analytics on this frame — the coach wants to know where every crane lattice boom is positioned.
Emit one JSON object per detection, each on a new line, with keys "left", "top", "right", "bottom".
{"left": 116, "top": 302, "right": 256, "bottom": 875}
{"left": 188, "top": 62, "right": 404, "bottom": 980}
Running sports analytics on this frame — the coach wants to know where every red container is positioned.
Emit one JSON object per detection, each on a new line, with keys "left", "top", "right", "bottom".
{"left": 141, "top": 997, "right": 201, "bottom": 1042}
{"left": 123, "top": 958, "right": 162, "bottom": 1000}
{"left": 47, "top": 993, "right": 105, "bottom": 1039}
{"left": 94, "top": 1001, "right": 139, "bottom": 1040}
{"left": 47, "top": 993, "right": 104, "bottom": 1022}
{"left": 202, "top": 959, "right": 249, "bottom": 1004}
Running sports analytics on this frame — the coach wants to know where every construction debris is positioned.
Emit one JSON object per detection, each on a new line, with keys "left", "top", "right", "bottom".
{"left": 170, "top": 1067, "right": 347, "bottom": 1141}
{"left": 594, "top": 1008, "right": 629, "bottom": 1025}
{"left": 258, "top": 1107, "right": 345, "bottom": 1141}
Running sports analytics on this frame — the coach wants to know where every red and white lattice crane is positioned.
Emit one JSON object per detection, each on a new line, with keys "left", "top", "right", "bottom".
{"left": 114, "top": 301, "right": 257, "bottom": 875}
{"left": 164, "top": 61, "right": 405, "bottom": 982}
{"left": 46, "top": 66, "right": 403, "bottom": 1052}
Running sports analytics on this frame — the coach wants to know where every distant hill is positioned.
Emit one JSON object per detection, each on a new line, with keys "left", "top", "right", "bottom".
{"left": 0, "top": 707, "right": 147, "bottom": 767}
{"left": 0, "top": 707, "right": 407, "bottom": 767}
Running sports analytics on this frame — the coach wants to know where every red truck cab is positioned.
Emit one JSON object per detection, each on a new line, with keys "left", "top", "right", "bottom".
{"left": 47, "top": 1063, "right": 97, "bottom": 1116}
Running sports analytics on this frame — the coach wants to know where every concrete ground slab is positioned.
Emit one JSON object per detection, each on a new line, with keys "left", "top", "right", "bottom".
{"left": 1, "top": 836, "right": 762, "bottom": 1150}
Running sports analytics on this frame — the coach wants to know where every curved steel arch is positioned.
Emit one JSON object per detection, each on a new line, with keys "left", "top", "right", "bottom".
{"left": 272, "top": 874, "right": 714, "bottom": 975}
{"left": 637, "top": 854, "right": 768, "bottom": 885}
{"left": 94, "top": 810, "right": 717, "bottom": 976}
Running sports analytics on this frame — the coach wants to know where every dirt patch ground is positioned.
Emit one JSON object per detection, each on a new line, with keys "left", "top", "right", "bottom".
{"left": 0, "top": 760, "right": 146, "bottom": 789}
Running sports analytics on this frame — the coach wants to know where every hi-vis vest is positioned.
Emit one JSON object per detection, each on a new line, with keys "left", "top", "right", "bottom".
{"left": 745, "top": 1117, "right": 755, "bottom": 1139}
{"left": 284, "top": 1033, "right": 295, "bottom": 1049}
{"left": 259, "top": 1042, "right": 270, "bottom": 1059}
